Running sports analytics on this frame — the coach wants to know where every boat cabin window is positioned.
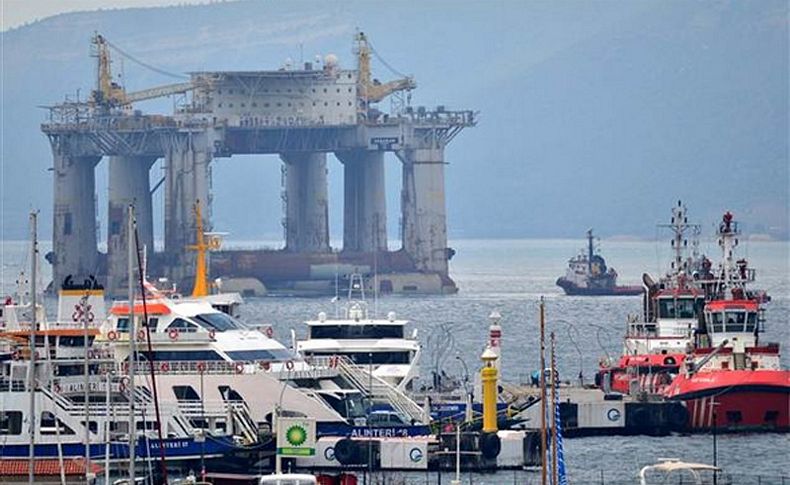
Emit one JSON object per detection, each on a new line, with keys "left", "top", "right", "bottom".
{"left": 166, "top": 318, "right": 199, "bottom": 333}
{"left": 312, "top": 351, "right": 411, "bottom": 365}
{"left": 658, "top": 298, "right": 701, "bottom": 319}
{"left": 709, "top": 311, "right": 758, "bottom": 333}
{"left": 745, "top": 312, "right": 757, "bottom": 332}
{"left": 146, "top": 317, "right": 159, "bottom": 332}
{"left": 137, "top": 350, "right": 224, "bottom": 361}
{"left": 173, "top": 385, "right": 200, "bottom": 401}
{"left": 40, "top": 411, "right": 75, "bottom": 435}
{"left": 310, "top": 325, "right": 403, "bottom": 340}
{"left": 116, "top": 316, "right": 148, "bottom": 333}
{"left": 225, "top": 349, "right": 293, "bottom": 362}
{"left": 710, "top": 312, "right": 724, "bottom": 333}
{"left": 218, "top": 385, "right": 245, "bottom": 402}
{"left": 725, "top": 311, "right": 746, "bottom": 332}
{"left": 0, "top": 411, "right": 22, "bottom": 435}
{"left": 193, "top": 312, "right": 247, "bottom": 332}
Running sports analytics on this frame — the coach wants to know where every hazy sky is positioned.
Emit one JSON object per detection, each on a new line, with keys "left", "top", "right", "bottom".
{"left": 0, "top": 0, "right": 210, "bottom": 30}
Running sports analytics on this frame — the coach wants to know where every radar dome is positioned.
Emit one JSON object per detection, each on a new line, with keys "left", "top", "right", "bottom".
{"left": 324, "top": 54, "right": 339, "bottom": 67}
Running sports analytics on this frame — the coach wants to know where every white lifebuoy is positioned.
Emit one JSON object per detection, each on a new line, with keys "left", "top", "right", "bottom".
{"left": 208, "top": 329, "right": 216, "bottom": 340}
{"left": 264, "top": 326, "right": 274, "bottom": 338}
{"left": 107, "top": 330, "right": 118, "bottom": 341}
{"left": 138, "top": 329, "right": 147, "bottom": 341}
{"left": 235, "top": 362, "right": 244, "bottom": 374}
{"left": 285, "top": 360, "right": 294, "bottom": 371}
{"left": 168, "top": 329, "right": 179, "bottom": 341}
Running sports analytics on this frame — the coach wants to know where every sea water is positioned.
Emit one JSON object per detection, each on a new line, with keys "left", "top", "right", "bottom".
{"left": 2, "top": 238, "right": 788, "bottom": 483}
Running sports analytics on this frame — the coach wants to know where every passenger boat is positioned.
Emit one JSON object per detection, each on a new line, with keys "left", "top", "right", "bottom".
{"left": 556, "top": 229, "right": 643, "bottom": 296}
{"left": 0, "top": 276, "right": 249, "bottom": 463}
{"left": 662, "top": 212, "right": 790, "bottom": 431}
{"left": 294, "top": 274, "right": 420, "bottom": 392}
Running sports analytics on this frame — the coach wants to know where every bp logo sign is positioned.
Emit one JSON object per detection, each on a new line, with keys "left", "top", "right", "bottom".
{"left": 277, "top": 417, "right": 316, "bottom": 457}
{"left": 286, "top": 424, "right": 308, "bottom": 447}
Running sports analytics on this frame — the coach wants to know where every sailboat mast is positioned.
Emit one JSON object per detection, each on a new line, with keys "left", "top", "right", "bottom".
{"left": 127, "top": 205, "right": 137, "bottom": 482}
{"left": 83, "top": 293, "right": 92, "bottom": 480}
{"left": 539, "top": 297, "right": 547, "bottom": 485}
{"left": 27, "top": 211, "right": 38, "bottom": 485}
{"left": 135, "top": 228, "right": 169, "bottom": 482}
{"left": 550, "top": 332, "right": 558, "bottom": 485}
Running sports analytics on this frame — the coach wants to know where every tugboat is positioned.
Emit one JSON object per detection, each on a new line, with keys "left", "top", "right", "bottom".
{"left": 556, "top": 229, "right": 642, "bottom": 296}
{"left": 597, "top": 202, "right": 705, "bottom": 395}
{"left": 662, "top": 212, "right": 790, "bottom": 432}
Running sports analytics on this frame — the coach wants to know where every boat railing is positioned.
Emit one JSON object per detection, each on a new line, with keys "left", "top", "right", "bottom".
{"left": 0, "top": 378, "right": 29, "bottom": 392}
{"left": 333, "top": 355, "right": 429, "bottom": 424}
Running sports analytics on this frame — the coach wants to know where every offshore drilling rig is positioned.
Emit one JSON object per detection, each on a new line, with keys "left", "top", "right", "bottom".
{"left": 41, "top": 32, "right": 475, "bottom": 296}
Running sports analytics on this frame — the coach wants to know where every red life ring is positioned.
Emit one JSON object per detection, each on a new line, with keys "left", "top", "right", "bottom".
{"left": 285, "top": 360, "right": 294, "bottom": 371}
{"left": 138, "top": 329, "right": 147, "bottom": 341}
{"left": 329, "top": 355, "right": 338, "bottom": 368}
{"left": 258, "top": 361, "right": 271, "bottom": 371}
{"left": 208, "top": 329, "right": 216, "bottom": 340}
{"left": 196, "top": 362, "right": 206, "bottom": 373}
{"left": 235, "top": 362, "right": 245, "bottom": 374}
{"left": 168, "top": 329, "right": 179, "bottom": 341}
{"left": 264, "top": 326, "right": 274, "bottom": 338}
{"left": 107, "top": 330, "right": 118, "bottom": 341}
{"left": 160, "top": 362, "right": 170, "bottom": 373}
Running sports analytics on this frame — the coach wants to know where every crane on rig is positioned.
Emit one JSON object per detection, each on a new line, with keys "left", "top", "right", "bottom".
{"left": 354, "top": 31, "right": 415, "bottom": 116}
{"left": 90, "top": 33, "right": 197, "bottom": 112}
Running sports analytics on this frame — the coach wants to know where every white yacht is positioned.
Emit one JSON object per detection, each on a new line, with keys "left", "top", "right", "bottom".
{"left": 101, "top": 281, "right": 429, "bottom": 435}
{"left": 295, "top": 275, "right": 420, "bottom": 392}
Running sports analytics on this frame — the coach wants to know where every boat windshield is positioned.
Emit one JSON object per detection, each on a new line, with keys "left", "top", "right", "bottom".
{"left": 658, "top": 298, "right": 703, "bottom": 319}
{"left": 310, "top": 324, "right": 403, "bottom": 339}
{"left": 709, "top": 311, "right": 757, "bottom": 333}
{"left": 193, "top": 312, "right": 248, "bottom": 332}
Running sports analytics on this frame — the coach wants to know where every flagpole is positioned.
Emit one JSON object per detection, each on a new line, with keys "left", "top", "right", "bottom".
{"left": 539, "top": 297, "right": 547, "bottom": 485}
{"left": 551, "top": 331, "right": 558, "bottom": 485}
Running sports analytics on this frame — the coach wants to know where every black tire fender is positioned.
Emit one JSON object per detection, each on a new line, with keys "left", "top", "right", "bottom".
{"left": 333, "top": 438, "right": 359, "bottom": 465}
{"left": 479, "top": 432, "right": 501, "bottom": 460}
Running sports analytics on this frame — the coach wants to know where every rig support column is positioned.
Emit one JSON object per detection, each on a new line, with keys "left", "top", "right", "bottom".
{"left": 397, "top": 147, "right": 450, "bottom": 276}
{"left": 281, "top": 152, "right": 330, "bottom": 252}
{"left": 336, "top": 150, "right": 387, "bottom": 253}
{"left": 51, "top": 153, "right": 102, "bottom": 289}
{"left": 106, "top": 156, "right": 156, "bottom": 295}
{"left": 164, "top": 132, "right": 213, "bottom": 286}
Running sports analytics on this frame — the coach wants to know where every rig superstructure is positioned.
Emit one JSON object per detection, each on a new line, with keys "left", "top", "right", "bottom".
{"left": 41, "top": 32, "right": 475, "bottom": 295}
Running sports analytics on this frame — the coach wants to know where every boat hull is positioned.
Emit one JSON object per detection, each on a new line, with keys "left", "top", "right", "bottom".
{"left": 556, "top": 278, "right": 643, "bottom": 296}
{"left": 0, "top": 436, "right": 240, "bottom": 461}
{"left": 664, "top": 370, "right": 790, "bottom": 431}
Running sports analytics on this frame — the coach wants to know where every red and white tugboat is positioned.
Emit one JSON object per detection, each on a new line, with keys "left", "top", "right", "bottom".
{"left": 663, "top": 212, "right": 789, "bottom": 431}
{"left": 597, "top": 202, "right": 706, "bottom": 395}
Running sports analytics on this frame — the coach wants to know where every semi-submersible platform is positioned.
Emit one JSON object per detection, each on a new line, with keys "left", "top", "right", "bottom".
{"left": 41, "top": 33, "right": 475, "bottom": 296}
